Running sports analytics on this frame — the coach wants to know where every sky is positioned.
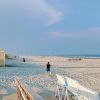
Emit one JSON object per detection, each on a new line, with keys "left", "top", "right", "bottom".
{"left": 0, "top": 0, "right": 100, "bottom": 55}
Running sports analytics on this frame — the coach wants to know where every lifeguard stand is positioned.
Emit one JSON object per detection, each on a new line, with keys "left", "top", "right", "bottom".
{"left": 0, "top": 49, "right": 5, "bottom": 66}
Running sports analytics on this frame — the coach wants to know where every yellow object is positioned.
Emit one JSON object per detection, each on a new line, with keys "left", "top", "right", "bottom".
{"left": 0, "top": 49, "right": 5, "bottom": 66}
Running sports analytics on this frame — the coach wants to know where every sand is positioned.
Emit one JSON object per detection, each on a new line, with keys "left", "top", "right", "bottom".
{"left": 24, "top": 56, "right": 100, "bottom": 93}
{"left": 2, "top": 94, "right": 17, "bottom": 100}
{"left": 0, "top": 56, "right": 100, "bottom": 99}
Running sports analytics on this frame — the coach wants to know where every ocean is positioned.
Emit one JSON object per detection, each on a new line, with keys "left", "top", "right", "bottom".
{"left": 57, "top": 55, "right": 100, "bottom": 58}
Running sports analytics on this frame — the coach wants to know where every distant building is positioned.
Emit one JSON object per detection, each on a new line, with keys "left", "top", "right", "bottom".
{"left": 0, "top": 49, "right": 5, "bottom": 66}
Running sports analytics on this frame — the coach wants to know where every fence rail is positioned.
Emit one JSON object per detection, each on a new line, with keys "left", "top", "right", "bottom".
{"left": 16, "top": 79, "right": 34, "bottom": 100}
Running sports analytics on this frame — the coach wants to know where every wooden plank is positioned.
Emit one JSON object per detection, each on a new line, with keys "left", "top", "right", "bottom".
{"left": 16, "top": 79, "right": 34, "bottom": 100}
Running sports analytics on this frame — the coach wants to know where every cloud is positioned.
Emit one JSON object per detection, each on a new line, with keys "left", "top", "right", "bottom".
{"left": 31, "top": 0, "right": 63, "bottom": 25}
{"left": 50, "top": 31, "right": 82, "bottom": 39}
{"left": 86, "top": 27, "right": 100, "bottom": 34}
{"left": 50, "top": 27, "right": 100, "bottom": 39}
{"left": 0, "top": 0, "right": 63, "bottom": 25}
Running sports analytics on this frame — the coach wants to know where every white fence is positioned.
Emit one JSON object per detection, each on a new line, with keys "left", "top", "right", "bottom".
{"left": 56, "top": 74, "right": 100, "bottom": 100}
{"left": 65, "top": 76, "right": 99, "bottom": 100}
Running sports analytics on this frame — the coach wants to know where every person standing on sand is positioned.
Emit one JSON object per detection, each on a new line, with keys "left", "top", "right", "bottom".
{"left": 46, "top": 62, "right": 51, "bottom": 72}
{"left": 23, "top": 58, "right": 25, "bottom": 62}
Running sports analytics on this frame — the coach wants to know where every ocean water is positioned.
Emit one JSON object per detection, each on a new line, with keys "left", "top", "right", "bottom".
{"left": 57, "top": 55, "right": 100, "bottom": 58}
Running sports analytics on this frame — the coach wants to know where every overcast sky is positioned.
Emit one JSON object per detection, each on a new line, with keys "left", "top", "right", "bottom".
{"left": 0, "top": 0, "right": 100, "bottom": 55}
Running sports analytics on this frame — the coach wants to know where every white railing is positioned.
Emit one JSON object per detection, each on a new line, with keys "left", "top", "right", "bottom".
{"left": 56, "top": 74, "right": 100, "bottom": 100}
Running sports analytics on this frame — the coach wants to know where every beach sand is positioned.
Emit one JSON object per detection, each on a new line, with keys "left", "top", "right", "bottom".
{"left": 25, "top": 56, "right": 100, "bottom": 92}
{"left": 2, "top": 94, "right": 17, "bottom": 100}
{"left": 0, "top": 56, "right": 100, "bottom": 99}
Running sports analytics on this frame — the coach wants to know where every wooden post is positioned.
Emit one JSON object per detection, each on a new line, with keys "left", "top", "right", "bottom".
{"left": 16, "top": 79, "right": 34, "bottom": 100}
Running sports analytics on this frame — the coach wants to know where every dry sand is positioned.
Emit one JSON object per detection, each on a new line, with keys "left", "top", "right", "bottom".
{"left": 1, "top": 56, "right": 100, "bottom": 99}
{"left": 2, "top": 94, "right": 17, "bottom": 100}
{"left": 25, "top": 56, "right": 100, "bottom": 92}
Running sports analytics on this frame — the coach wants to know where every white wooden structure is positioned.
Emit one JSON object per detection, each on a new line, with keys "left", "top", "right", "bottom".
{"left": 65, "top": 76, "right": 99, "bottom": 100}
{"left": 56, "top": 74, "right": 100, "bottom": 100}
